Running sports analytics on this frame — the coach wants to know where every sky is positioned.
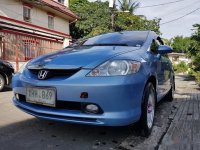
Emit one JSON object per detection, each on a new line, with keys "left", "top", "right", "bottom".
{"left": 134, "top": 0, "right": 200, "bottom": 39}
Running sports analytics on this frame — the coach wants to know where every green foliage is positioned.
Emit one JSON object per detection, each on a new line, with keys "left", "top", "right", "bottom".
{"left": 115, "top": 14, "right": 161, "bottom": 34}
{"left": 194, "top": 71, "right": 200, "bottom": 85}
{"left": 69, "top": 0, "right": 111, "bottom": 39}
{"left": 187, "top": 68, "right": 194, "bottom": 75}
{"left": 69, "top": 0, "right": 161, "bottom": 39}
{"left": 162, "top": 38, "right": 172, "bottom": 46}
{"left": 191, "top": 24, "right": 200, "bottom": 47}
{"left": 88, "top": 26, "right": 111, "bottom": 38}
{"left": 117, "top": 0, "right": 140, "bottom": 14}
{"left": 190, "top": 24, "right": 200, "bottom": 71}
{"left": 192, "top": 51, "right": 200, "bottom": 71}
{"left": 171, "top": 36, "right": 194, "bottom": 53}
{"left": 173, "top": 61, "right": 188, "bottom": 73}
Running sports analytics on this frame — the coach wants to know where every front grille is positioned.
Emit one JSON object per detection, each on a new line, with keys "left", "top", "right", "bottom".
{"left": 18, "top": 94, "right": 82, "bottom": 111}
{"left": 16, "top": 94, "right": 104, "bottom": 114}
{"left": 29, "top": 68, "right": 80, "bottom": 78}
{"left": 18, "top": 106, "right": 98, "bottom": 123}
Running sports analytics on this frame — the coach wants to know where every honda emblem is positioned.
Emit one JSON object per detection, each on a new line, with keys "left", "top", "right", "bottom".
{"left": 38, "top": 70, "right": 48, "bottom": 80}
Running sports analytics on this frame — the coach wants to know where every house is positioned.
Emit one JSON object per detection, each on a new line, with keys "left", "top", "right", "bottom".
{"left": 0, "top": 0, "right": 78, "bottom": 70}
{"left": 168, "top": 53, "right": 191, "bottom": 65}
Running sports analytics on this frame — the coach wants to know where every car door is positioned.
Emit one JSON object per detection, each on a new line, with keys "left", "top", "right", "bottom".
{"left": 149, "top": 39, "right": 170, "bottom": 100}
{"left": 160, "top": 54, "right": 171, "bottom": 92}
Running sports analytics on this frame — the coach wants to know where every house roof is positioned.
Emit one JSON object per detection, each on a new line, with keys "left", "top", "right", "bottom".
{"left": 41, "top": 0, "right": 79, "bottom": 20}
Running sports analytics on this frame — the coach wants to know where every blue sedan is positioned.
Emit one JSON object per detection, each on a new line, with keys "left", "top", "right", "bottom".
{"left": 12, "top": 31, "right": 175, "bottom": 136}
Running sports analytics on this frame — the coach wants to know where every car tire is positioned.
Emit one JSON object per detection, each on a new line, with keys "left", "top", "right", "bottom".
{"left": 0, "top": 74, "right": 5, "bottom": 92}
{"left": 139, "top": 82, "right": 156, "bottom": 137}
{"left": 165, "top": 79, "right": 175, "bottom": 102}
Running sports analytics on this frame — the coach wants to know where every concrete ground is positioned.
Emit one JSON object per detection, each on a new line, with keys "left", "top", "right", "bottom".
{"left": 0, "top": 74, "right": 199, "bottom": 150}
{"left": 158, "top": 75, "right": 200, "bottom": 150}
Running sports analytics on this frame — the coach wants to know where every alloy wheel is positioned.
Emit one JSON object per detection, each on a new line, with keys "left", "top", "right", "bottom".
{"left": 147, "top": 88, "right": 155, "bottom": 129}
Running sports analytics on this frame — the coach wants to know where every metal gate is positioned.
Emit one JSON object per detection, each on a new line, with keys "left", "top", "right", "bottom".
{"left": 0, "top": 30, "right": 63, "bottom": 71}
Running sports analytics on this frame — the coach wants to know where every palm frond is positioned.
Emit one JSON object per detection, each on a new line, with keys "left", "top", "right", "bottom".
{"left": 118, "top": 0, "right": 140, "bottom": 14}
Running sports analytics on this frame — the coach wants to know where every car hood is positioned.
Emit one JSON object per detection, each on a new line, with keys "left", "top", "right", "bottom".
{"left": 28, "top": 46, "right": 141, "bottom": 69}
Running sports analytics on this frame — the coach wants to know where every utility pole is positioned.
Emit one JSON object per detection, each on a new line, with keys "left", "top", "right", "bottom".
{"left": 109, "top": 0, "right": 116, "bottom": 31}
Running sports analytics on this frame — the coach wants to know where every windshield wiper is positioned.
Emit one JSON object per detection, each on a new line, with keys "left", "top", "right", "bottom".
{"left": 83, "top": 43, "right": 128, "bottom": 46}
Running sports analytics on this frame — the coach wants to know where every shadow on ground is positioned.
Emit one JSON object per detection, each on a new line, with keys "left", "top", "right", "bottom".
{"left": 176, "top": 74, "right": 196, "bottom": 81}
{"left": 0, "top": 99, "right": 173, "bottom": 150}
{"left": 0, "top": 116, "right": 135, "bottom": 150}
{"left": 2, "top": 86, "right": 12, "bottom": 92}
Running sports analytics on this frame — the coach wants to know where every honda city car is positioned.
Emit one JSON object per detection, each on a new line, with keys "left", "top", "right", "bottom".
{"left": 12, "top": 31, "right": 175, "bottom": 136}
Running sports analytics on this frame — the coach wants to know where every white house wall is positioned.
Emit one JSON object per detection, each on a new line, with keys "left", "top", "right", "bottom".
{"left": 0, "top": 0, "right": 22, "bottom": 19}
{"left": 54, "top": 16, "right": 69, "bottom": 34}
{"left": 0, "top": 0, "right": 70, "bottom": 35}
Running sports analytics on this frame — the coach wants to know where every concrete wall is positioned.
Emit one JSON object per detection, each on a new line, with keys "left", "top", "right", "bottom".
{"left": 168, "top": 56, "right": 191, "bottom": 65}
{"left": 0, "top": 0, "right": 70, "bottom": 34}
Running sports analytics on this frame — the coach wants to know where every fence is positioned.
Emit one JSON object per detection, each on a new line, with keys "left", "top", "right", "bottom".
{"left": 0, "top": 31, "right": 63, "bottom": 71}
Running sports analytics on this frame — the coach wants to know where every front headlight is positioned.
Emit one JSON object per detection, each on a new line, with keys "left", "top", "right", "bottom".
{"left": 87, "top": 60, "right": 141, "bottom": 76}
{"left": 18, "top": 61, "right": 29, "bottom": 73}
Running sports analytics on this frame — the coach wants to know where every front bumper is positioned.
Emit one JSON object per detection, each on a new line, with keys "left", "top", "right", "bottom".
{"left": 12, "top": 71, "right": 146, "bottom": 126}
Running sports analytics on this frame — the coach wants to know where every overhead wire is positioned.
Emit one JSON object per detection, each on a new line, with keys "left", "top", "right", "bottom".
{"left": 136, "top": 0, "right": 200, "bottom": 25}
{"left": 138, "top": 0, "right": 187, "bottom": 8}
{"left": 160, "top": 8, "right": 200, "bottom": 25}
{"left": 159, "top": 0, "right": 200, "bottom": 18}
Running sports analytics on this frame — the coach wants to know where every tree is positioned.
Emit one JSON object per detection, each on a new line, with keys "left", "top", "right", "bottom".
{"left": 117, "top": 0, "right": 140, "bottom": 14}
{"left": 191, "top": 24, "right": 200, "bottom": 49}
{"left": 190, "top": 24, "right": 200, "bottom": 71}
{"left": 69, "top": 0, "right": 111, "bottom": 39}
{"left": 171, "top": 36, "right": 193, "bottom": 53}
{"left": 163, "top": 38, "right": 172, "bottom": 46}
{"left": 69, "top": 0, "right": 161, "bottom": 39}
{"left": 115, "top": 13, "right": 161, "bottom": 34}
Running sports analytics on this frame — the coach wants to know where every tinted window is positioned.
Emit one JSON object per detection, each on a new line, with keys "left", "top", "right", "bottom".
{"left": 82, "top": 31, "right": 148, "bottom": 47}
{"left": 150, "top": 39, "right": 159, "bottom": 53}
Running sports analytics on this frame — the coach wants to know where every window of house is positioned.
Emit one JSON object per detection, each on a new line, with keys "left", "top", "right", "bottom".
{"left": 58, "top": 0, "right": 64, "bottom": 4}
{"left": 23, "top": 6, "right": 31, "bottom": 22}
{"left": 48, "top": 15, "right": 54, "bottom": 29}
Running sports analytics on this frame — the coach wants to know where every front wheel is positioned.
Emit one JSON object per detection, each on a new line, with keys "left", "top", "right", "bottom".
{"left": 139, "top": 82, "right": 156, "bottom": 137}
{"left": 0, "top": 74, "right": 5, "bottom": 92}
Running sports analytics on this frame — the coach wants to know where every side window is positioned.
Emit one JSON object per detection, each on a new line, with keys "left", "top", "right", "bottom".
{"left": 150, "top": 39, "right": 159, "bottom": 54}
{"left": 162, "top": 54, "right": 168, "bottom": 58}
{"left": 23, "top": 6, "right": 31, "bottom": 22}
{"left": 58, "top": 0, "right": 64, "bottom": 4}
{"left": 48, "top": 15, "right": 54, "bottom": 29}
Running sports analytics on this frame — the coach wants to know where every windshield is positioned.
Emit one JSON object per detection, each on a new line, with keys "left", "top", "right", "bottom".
{"left": 80, "top": 31, "right": 148, "bottom": 47}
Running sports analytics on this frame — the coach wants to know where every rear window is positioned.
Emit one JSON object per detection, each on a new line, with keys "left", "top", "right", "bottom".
{"left": 82, "top": 31, "right": 149, "bottom": 47}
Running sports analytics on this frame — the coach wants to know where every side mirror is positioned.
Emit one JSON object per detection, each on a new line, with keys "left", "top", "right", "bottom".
{"left": 157, "top": 45, "right": 173, "bottom": 54}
